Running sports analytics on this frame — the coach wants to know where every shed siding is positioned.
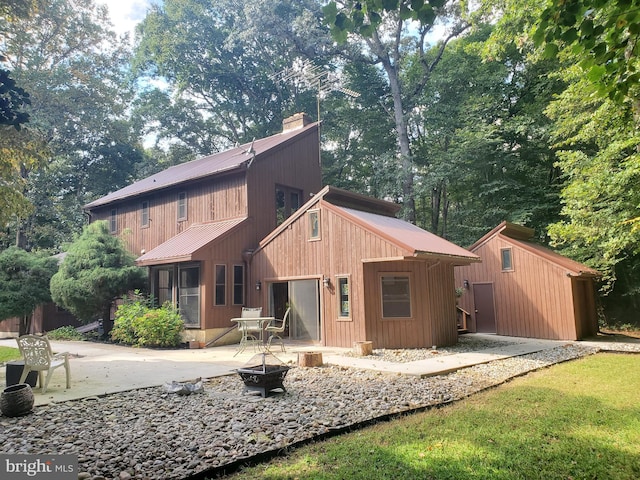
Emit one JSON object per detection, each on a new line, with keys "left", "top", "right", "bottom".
{"left": 455, "top": 235, "right": 584, "bottom": 340}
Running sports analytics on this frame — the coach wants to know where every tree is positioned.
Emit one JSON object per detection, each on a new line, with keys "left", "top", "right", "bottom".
{"left": 535, "top": 0, "right": 640, "bottom": 104}
{"left": 1, "top": 0, "right": 143, "bottom": 251}
{"left": 323, "top": 0, "right": 481, "bottom": 222}
{"left": 0, "top": 246, "right": 58, "bottom": 335}
{"left": 133, "top": 0, "right": 337, "bottom": 153}
{"left": 50, "top": 221, "right": 147, "bottom": 335}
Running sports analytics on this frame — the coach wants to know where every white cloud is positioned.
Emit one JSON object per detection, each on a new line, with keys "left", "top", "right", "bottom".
{"left": 97, "top": 0, "right": 159, "bottom": 38}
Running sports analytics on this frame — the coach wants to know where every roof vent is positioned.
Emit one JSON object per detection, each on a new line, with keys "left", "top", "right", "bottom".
{"left": 282, "top": 112, "right": 312, "bottom": 132}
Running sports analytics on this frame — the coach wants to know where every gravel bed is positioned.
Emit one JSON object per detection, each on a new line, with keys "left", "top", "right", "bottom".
{"left": 342, "top": 334, "right": 526, "bottom": 363}
{"left": 0, "top": 343, "right": 629, "bottom": 480}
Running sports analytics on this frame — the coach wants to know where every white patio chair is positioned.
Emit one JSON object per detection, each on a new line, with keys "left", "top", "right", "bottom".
{"left": 266, "top": 307, "right": 290, "bottom": 352}
{"left": 16, "top": 335, "right": 71, "bottom": 394}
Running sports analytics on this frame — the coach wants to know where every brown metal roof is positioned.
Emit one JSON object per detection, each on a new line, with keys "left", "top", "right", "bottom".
{"left": 84, "top": 122, "right": 319, "bottom": 209}
{"left": 335, "top": 206, "right": 480, "bottom": 263}
{"left": 136, "top": 218, "right": 247, "bottom": 266}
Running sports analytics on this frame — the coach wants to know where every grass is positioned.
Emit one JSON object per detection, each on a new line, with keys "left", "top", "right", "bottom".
{"left": 225, "top": 354, "right": 640, "bottom": 480}
{"left": 0, "top": 346, "right": 21, "bottom": 363}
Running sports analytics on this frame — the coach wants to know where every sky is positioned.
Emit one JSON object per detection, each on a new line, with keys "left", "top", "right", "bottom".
{"left": 97, "top": 0, "right": 158, "bottom": 38}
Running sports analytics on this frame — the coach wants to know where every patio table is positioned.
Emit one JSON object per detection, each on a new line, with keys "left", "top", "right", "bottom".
{"left": 231, "top": 317, "right": 275, "bottom": 355}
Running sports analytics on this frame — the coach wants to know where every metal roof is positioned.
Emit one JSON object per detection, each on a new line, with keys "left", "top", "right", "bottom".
{"left": 136, "top": 218, "right": 247, "bottom": 266}
{"left": 85, "top": 122, "right": 319, "bottom": 209}
{"left": 335, "top": 206, "right": 480, "bottom": 262}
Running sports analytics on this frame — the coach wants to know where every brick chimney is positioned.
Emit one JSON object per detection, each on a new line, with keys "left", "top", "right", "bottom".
{"left": 282, "top": 112, "right": 312, "bottom": 132}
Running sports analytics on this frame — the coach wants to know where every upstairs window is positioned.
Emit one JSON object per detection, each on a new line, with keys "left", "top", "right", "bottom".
{"left": 109, "top": 209, "right": 117, "bottom": 233}
{"left": 308, "top": 210, "right": 320, "bottom": 240}
{"left": 501, "top": 248, "right": 513, "bottom": 271}
{"left": 177, "top": 192, "right": 187, "bottom": 221}
{"left": 276, "top": 185, "right": 302, "bottom": 225}
{"left": 141, "top": 201, "right": 149, "bottom": 228}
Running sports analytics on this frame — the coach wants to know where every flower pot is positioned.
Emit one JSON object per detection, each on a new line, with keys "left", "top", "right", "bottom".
{"left": 0, "top": 383, "right": 35, "bottom": 417}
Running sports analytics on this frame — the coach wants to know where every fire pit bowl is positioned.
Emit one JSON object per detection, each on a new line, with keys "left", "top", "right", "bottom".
{"left": 236, "top": 352, "right": 290, "bottom": 398}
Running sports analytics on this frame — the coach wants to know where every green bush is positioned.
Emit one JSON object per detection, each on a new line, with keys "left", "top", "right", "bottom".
{"left": 111, "top": 292, "right": 150, "bottom": 345}
{"left": 46, "top": 326, "right": 85, "bottom": 341}
{"left": 111, "top": 293, "right": 184, "bottom": 348}
{"left": 132, "top": 306, "right": 185, "bottom": 348}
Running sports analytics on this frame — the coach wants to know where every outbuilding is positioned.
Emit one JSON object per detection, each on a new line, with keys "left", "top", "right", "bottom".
{"left": 454, "top": 222, "right": 600, "bottom": 340}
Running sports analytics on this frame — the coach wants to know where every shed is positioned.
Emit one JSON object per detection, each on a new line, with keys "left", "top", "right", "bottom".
{"left": 454, "top": 222, "right": 600, "bottom": 340}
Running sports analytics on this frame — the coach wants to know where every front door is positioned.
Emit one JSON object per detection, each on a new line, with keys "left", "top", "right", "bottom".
{"left": 473, "top": 283, "right": 496, "bottom": 333}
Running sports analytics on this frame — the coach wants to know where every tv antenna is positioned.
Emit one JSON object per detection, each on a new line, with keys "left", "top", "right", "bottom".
{"left": 271, "top": 59, "right": 360, "bottom": 123}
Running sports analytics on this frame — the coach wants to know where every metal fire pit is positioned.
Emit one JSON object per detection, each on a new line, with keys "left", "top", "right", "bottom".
{"left": 236, "top": 352, "right": 290, "bottom": 398}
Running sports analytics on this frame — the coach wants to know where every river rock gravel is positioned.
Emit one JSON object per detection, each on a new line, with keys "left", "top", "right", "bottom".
{"left": 0, "top": 343, "right": 633, "bottom": 480}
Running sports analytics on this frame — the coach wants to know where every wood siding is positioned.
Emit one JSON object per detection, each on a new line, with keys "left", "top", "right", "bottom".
{"left": 251, "top": 204, "right": 459, "bottom": 348}
{"left": 455, "top": 236, "right": 597, "bottom": 340}
{"left": 89, "top": 172, "right": 248, "bottom": 257}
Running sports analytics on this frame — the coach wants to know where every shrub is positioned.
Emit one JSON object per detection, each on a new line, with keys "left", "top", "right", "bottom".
{"left": 46, "top": 326, "right": 85, "bottom": 341}
{"left": 132, "top": 305, "right": 184, "bottom": 348}
{"left": 111, "top": 293, "right": 184, "bottom": 348}
{"left": 111, "top": 292, "right": 150, "bottom": 345}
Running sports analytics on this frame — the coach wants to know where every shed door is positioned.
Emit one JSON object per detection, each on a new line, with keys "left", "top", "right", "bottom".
{"left": 473, "top": 283, "right": 496, "bottom": 333}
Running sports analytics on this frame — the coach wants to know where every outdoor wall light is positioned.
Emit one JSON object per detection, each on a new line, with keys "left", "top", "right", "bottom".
{"left": 255, "top": 281, "right": 261, "bottom": 291}
{"left": 463, "top": 279, "right": 469, "bottom": 289}
{"left": 322, "top": 277, "right": 330, "bottom": 288}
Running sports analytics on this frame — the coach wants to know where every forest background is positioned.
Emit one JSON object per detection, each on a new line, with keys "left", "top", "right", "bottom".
{"left": 1, "top": 0, "right": 639, "bottom": 327}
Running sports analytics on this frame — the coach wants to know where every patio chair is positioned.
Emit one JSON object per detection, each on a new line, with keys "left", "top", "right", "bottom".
{"left": 233, "top": 307, "right": 263, "bottom": 355}
{"left": 16, "top": 335, "right": 71, "bottom": 394}
{"left": 266, "top": 307, "right": 290, "bottom": 352}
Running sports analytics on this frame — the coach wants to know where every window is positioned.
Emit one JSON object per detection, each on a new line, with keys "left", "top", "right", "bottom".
{"left": 177, "top": 192, "right": 187, "bottom": 221}
{"left": 501, "top": 248, "right": 513, "bottom": 271}
{"left": 109, "top": 209, "right": 117, "bottom": 233}
{"left": 380, "top": 274, "right": 412, "bottom": 318}
{"left": 155, "top": 268, "right": 173, "bottom": 306}
{"left": 308, "top": 210, "right": 320, "bottom": 240}
{"left": 141, "top": 201, "right": 149, "bottom": 228}
{"left": 337, "top": 276, "right": 350, "bottom": 318}
{"left": 233, "top": 264, "right": 244, "bottom": 305}
{"left": 214, "top": 264, "right": 226, "bottom": 306}
{"left": 275, "top": 185, "right": 303, "bottom": 225}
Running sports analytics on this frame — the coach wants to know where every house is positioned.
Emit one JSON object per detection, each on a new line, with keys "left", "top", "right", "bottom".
{"left": 84, "top": 113, "right": 479, "bottom": 348}
{"left": 250, "top": 185, "right": 480, "bottom": 349}
{"left": 454, "top": 221, "right": 600, "bottom": 341}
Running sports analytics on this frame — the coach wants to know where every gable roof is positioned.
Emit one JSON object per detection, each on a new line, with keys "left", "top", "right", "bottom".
{"left": 136, "top": 217, "right": 247, "bottom": 266}
{"left": 257, "top": 185, "right": 479, "bottom": 264}
{"left": 469, "top": 221, "right": 600, "bottom": 278}
{"left": 84, "top": 122, "right": 319, "bottom": 209}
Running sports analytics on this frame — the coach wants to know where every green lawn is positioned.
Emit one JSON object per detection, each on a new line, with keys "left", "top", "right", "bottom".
{"left": 226, "top": 353, "right": 640, "bottom": 480}
{"left": 0, "top": 346, "right": 21, "bottom": 363}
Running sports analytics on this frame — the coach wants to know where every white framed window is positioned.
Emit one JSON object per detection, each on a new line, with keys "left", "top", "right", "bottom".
{"left": 141, "top": 200, "right": 149, "bottom": 228}
{"left": 337, "top": 275, "right": 351, "bottom": 319}
{"left": 380, "top": 274, "right": 412, "bottom": 319}
{"left": 501, "top": 248, "right": 513, "bottom": 271}
{"left": 214, "top": 264, "right": 226, "bottom": 306}
{"left": 109, "top": 208, "right": 117, "bottom": 233}
{"left": 232, "top": 264, "right": 245, "bottom": 305}
{"left": 308, "top": 210, "right": 320, "bottom": 240}
{"left": 177, "top": 192, "right": 187, "bottom": 221}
